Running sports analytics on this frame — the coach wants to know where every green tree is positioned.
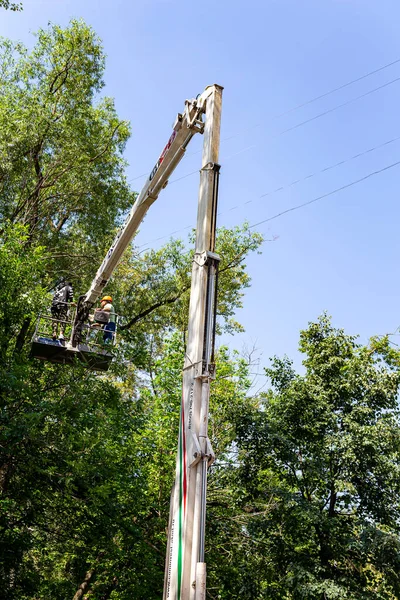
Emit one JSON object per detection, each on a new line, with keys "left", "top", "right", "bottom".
{"left": 231, "top": 315, "right": 400, "bottom": 599}
{"left": 0, "top": 18, "right": 268, "bottom": 600}
{"left": 0, "top": 19, "right": 132, "bottom": 285}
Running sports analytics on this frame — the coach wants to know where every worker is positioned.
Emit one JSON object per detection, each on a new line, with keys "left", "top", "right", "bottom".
{"left": 51, "top": 279, "right": 75, "bottom": 341}
{"left": 99, "top": 295, "right": 116, "bottom": 343}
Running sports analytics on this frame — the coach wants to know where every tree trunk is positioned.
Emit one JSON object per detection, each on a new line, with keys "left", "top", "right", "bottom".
{"left": 14, "top": 318, "right": 31, "bottom": 354}
{"left": 72, "top": 568, "right": 95, "bottom": 600}
{"left": 28, "top": 145, "right": 44, "bottom": 237}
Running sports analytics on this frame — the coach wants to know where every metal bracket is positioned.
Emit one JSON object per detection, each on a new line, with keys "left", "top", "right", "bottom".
{"left": 194, "top": 365, "right": 216, "bottom": 380}
{"left": 172, "top": 113, "right": 183, "bottom": 131}
{"left": 203, "top": 361, "right": 216, "bottom": 379}
{"left": 184, "top": 98, "right": 205, "bottom": 133}
{"left": 206, "top": 437, "right": 215, "bottom": 467}
{"left": 189, "top": 435, "right": 215, "bottom": 468}
{"left": 190, "top": 432, "right": 203, "bottom": 467}
{"left": 199, "top": 161, "right": 217, "bottom": 173}
{"left": 205, "top": 250, "right": 220, "bottom": 264}
{"left": 193, "top": 251, "right": 208, "bottom": 267}
{"left": 193, "top": 250, "right": 221, "bottom": 268}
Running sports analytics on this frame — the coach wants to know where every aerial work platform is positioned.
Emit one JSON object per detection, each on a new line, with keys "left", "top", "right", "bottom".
{"left": 30, "top": 309, "right": 117, "bottom": 371}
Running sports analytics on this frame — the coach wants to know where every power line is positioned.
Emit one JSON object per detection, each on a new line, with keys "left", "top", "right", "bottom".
{"left": 261, "top": 57, "right": 400, "bottom": 122}
{"left": 249, "top": 159, "right": 400, "bottom": 229}
{"left": 240, "top": 134, "right": 400, "bottom": 206}
{"left": 276, "top": 75, "right": 400, "bottom": 138}
{"left": 129, "top": 170, "right": 152, "bottom": 183}
{"left": 138, "top": 224, "right": 193, "bottom": 248}
{"left": 137, "top": 136, "right": 400, "bottom": 248}
{"left": 222, "top": 57, "right": 400, "bottom": 144}
{"left": 128, "top": 57, "right": 400, "bottom": 183}
{"left": 147, "top": 75, "right": 400, "bottom": 190}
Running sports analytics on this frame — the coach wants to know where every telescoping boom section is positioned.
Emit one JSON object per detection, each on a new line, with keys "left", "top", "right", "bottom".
{"left": 164, "top": 86, "right": 223, "bottom": 600}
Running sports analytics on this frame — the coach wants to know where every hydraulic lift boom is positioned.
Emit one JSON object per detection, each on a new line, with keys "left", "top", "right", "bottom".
{"left": 70, "top": 86, "right": 217, "bottom": 347}
{"left": 70, "top": 84, "right": 223, "bottom": 600}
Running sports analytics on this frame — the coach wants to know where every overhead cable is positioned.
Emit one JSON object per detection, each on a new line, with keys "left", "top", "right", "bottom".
{"left": 137, "top": 136, "right": 400, "bottom": 248}
{"left": 154, "top": 76, "right": 400, "bottom": 188}
{"left": 276, "top": 76, "right": 400, "bottom": 138}
{"left": 128, "top": 57, "right": 400, "bottom": 183}
{"left": 243, "top": 134, "right": 400, "bottom": 205}
{"left": 248, "top": 159, "right": 400, "bottom": 229}
{"left": 259, "top": 57, "right": 400, "bottom": 121}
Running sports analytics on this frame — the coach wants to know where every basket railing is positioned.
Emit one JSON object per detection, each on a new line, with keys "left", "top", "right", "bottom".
{"left": 33, "top": 304, "right": 119, "bottom": 350}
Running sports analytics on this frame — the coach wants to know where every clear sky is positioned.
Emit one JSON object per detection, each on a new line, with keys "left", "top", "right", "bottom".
{"left": 2, "top": 0, "right": 400, "bottom": 374}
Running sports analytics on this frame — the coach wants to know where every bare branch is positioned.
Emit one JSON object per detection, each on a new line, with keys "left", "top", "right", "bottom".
{"left": 120, "top": 290, "right": 187, "bottom": 331}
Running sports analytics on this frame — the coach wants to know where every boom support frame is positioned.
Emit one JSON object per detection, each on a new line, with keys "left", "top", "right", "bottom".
{"left": 164, "top": 86, "right": 223, "bottom": 600}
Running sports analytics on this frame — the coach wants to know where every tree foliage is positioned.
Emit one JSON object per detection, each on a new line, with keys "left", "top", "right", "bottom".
{"left": 0, "top": 19, "right": 132, "bottom": 284}
{"left": 228, "top": 315, "right": 400, "bottom": 599}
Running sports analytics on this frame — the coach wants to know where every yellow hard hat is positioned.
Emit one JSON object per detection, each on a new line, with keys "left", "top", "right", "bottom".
{"left": 101, "top": 295, "right": 113, "bottom": 303}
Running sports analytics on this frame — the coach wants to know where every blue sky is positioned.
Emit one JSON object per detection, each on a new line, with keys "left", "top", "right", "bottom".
{"left": 2, "top": 0, "right": 400, "bottom": 373}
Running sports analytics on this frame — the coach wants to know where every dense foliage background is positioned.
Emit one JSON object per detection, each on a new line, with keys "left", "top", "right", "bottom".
{"left": 1, "top": 20, "right": 400, "bottom": 600}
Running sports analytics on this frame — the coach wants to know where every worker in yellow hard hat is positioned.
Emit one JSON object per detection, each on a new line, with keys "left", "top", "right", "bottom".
{"left": 100, "top": 296, "right": 116, "bottom": 343}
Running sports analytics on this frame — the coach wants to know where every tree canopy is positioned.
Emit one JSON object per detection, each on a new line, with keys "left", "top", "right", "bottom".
{"left": 224, "top": 316, "right": 400, "bottom": 599}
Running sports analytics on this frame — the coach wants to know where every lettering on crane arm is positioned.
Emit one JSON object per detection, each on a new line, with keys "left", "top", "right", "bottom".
{"left": 166, "top": 516, "right": 174, "bottom": 598}
{"left": 188, "top": 381, "right": 194, "bottom": 430}
{"left": 149, "top": 130, "right": 177, "bottom": 182}
{"left": 98, "top": 130, "right": 177, "bottom": 274}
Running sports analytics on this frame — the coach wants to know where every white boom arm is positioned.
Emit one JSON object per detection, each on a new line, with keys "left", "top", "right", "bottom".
{"left": 70, "top": 86, "right": 215, "bottom": 347}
